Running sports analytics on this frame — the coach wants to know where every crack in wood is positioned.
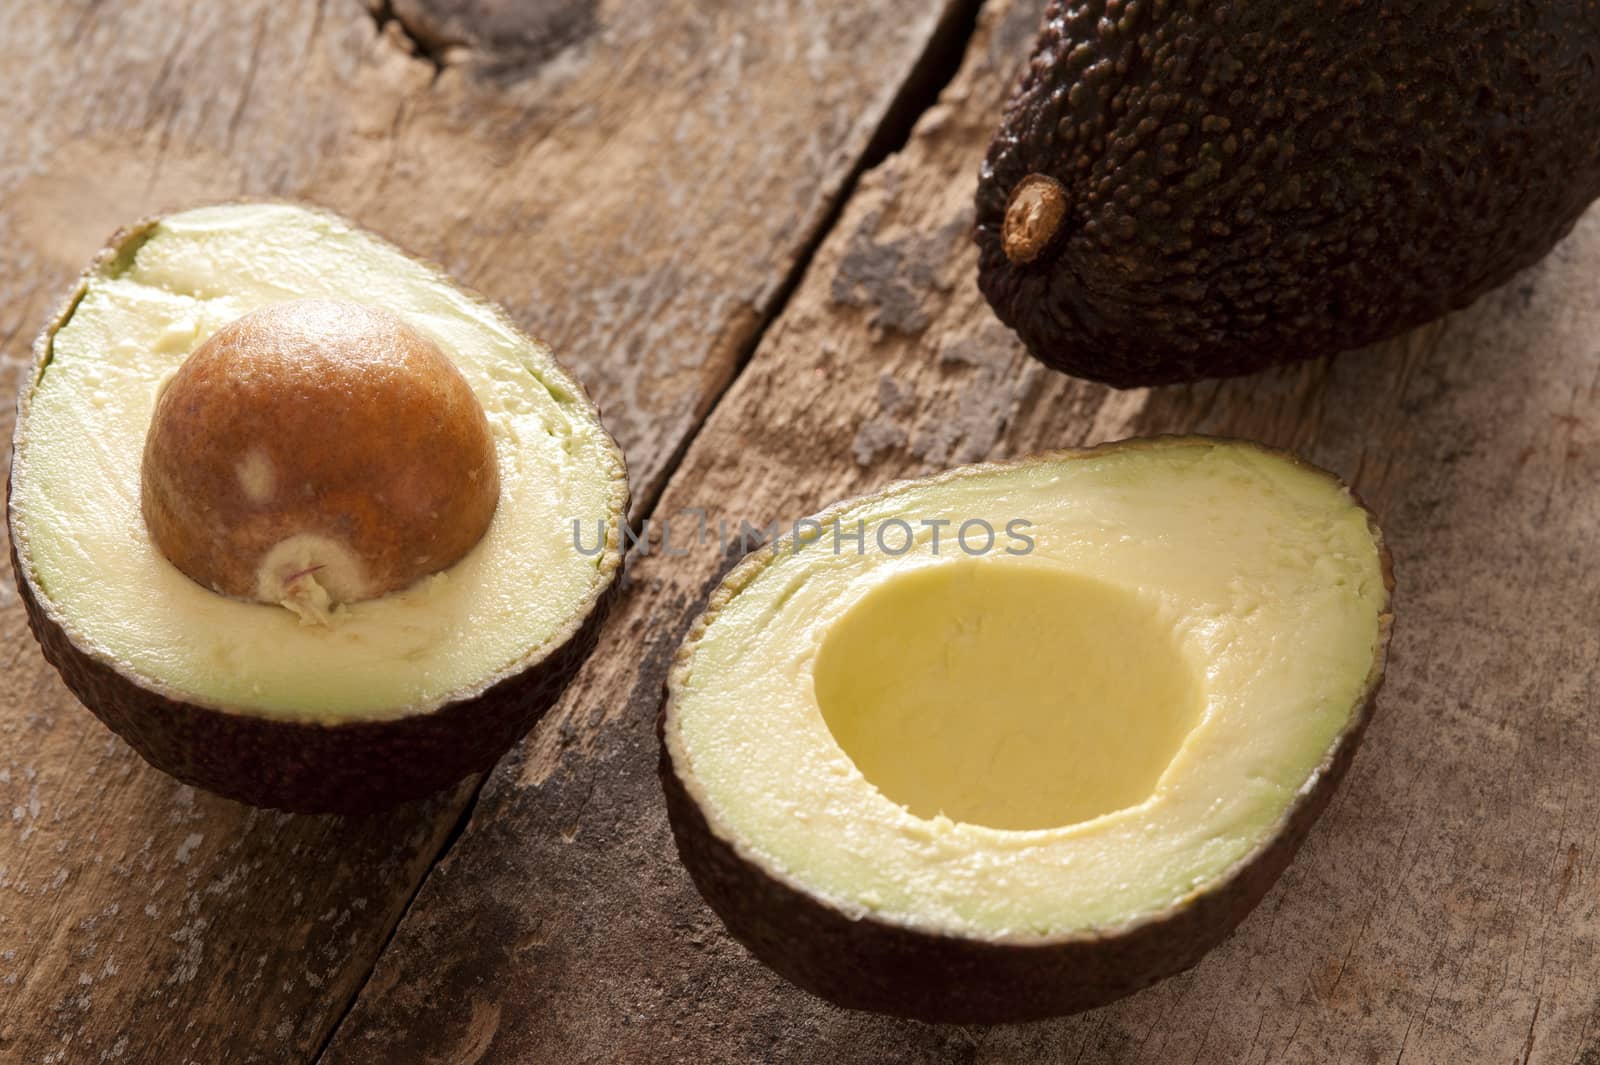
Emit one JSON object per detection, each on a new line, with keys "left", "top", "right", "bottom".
{"left": 305, "top": 781, "right": 480, "bottom": 1065}
{"left": 224, "top": 11, "right": 270, "bottom": 150}
{"left": 1521, "top": 993, "right": 1544, "bottom": 1065}
{"left": 619, "top": 0, "right": 986, "bottom": 525}
{"left": 305, "top": 2, "right": 992, "bottom": 1060}
{"left": 367, "top": 0, "right": 603, "bottom": 83}
{"left": 367, "top": 0, "right": 448, "bottom": 79}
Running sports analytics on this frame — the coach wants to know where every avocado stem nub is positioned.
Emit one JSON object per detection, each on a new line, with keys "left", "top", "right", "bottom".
{"left": 1001, "top": 173, "right": 1069, "bottom": 265}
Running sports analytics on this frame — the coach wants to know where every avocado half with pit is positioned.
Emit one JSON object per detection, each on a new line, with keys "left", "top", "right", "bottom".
{"left": 660, "top": 437, "right": 1391, "bottom": 1022}
{"left": 7, "top": 203, "right": 628, "bottom": 814}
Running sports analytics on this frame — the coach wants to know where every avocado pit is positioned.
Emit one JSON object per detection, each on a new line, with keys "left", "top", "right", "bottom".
{"left": 140, "top": 298, "right": 500, "bottom": 621}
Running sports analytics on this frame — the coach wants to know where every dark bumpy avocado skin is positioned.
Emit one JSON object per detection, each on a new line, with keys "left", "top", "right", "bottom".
{"left": 976, "top": 0, "right": 1600, "bottom": 387}
{"left": 660, "top": 438, "right": 1394, "bottom": 1022}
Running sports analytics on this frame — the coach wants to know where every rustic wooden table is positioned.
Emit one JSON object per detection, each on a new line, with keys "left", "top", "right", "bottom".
{"left": 3, "top": 1, "right": 1598, "bottom": 1062}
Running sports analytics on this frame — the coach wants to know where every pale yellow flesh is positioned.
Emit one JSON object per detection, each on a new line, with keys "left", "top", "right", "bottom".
{"left": 11, "top": 204, "right": 626, "bottom": 720}
{"left": 666, "top": 441, "right": 1386, "bottom": 938}
{"left": 814, "top": 563, "right": 1204, "bottom": 831}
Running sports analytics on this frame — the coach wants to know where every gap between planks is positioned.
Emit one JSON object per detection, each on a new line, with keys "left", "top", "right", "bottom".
{"left": 306, "top": 2, "right": 990, "bottom": 1060}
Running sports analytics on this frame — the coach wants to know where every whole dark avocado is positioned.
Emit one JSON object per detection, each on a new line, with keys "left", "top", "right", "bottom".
{"left": 975, "top": 0, "right": 1600, "bottom": 387}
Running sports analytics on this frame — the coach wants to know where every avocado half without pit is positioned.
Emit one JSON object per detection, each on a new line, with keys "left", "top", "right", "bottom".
{"left": 661, "top": 438, "right": 1392, "bottom": 1023}
{"left": 7, "top": 204, "right": 628, "bottom": 814}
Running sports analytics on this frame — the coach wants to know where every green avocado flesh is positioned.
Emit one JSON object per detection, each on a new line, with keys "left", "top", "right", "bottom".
{"left": 10, "top": 204, "right": 626, "bottom": 721}
{"left": 666, "top": 440, "right": 1387, "bottom": 938}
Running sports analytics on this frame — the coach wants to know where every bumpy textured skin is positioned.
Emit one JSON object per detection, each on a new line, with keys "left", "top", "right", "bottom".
{"left": 976, "top": 0, "right": 1600, "bottom": 387}
{"left": 660, "top": 438, "right": 1394, "bottom": 1023}
{"left": 8, "top": 208, "right": 628, "bottom": 816}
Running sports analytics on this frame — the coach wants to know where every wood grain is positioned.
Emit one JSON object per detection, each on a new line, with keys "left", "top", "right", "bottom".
{"left": 0, "top": 0, "right": 971, "bottom": 1059}
{"left": 318, "top": 0, "right": 1600, "bottom": 1061}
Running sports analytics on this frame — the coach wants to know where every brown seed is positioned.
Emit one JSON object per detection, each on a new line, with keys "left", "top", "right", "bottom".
{"left": 141, "top": 299, "right": 501, "bottom": 616}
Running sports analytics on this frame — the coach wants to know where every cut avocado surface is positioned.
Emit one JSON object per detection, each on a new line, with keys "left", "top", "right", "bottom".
{"left": 8, "top": 203, "right": 628, "bottom": 812}
{"left": 661, "top": 437, "right": 1391, "bottom": 1021}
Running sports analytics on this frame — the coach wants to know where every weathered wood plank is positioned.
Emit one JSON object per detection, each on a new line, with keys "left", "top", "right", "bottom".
{"left": 318, "top": 0, "right": 1600, "bottom": 1061}
{"left": 0, "top": 0, "right": 972, "bottom": 1059}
